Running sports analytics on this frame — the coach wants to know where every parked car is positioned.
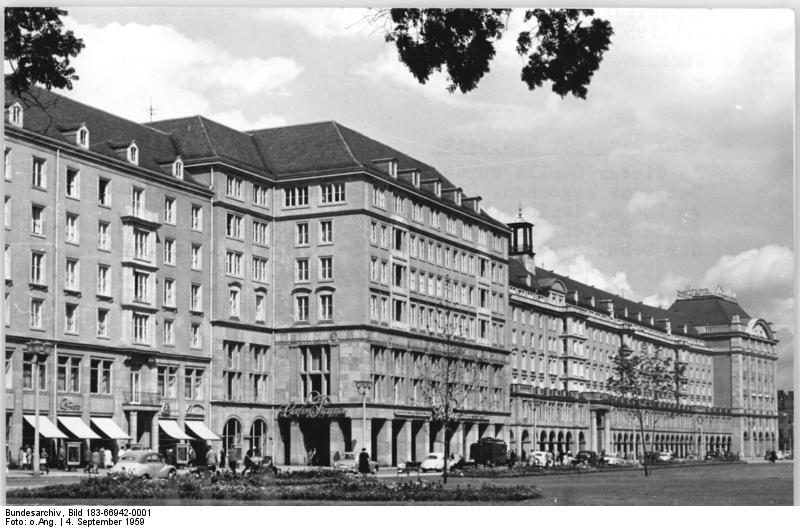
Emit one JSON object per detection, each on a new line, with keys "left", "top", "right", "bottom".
{"left": 333, "top": 452, "right": 378, "bottom": 474}
{"left": 658, "top": 451, "right": 674, "bottom": 462}
{"left": 469, "top": 437, "right": 508, "bottom": 467}
{"left": 420, "top": 452, "right": 461, "bottom": 472}
{"left": 530, "top": 451, "right": 550, "bottom": 466}
{"left": 704, "top": 450, "right": 720, "bottom": 461}
{"left": 775, "top": 450, "right": 785, "bottom": 460}
{"left": 572, "top": 450, "right": 599, "bottom": 466}
{"left": 603, "top": 452, "right": 625, "bottom": 466}
{"left": 108, "top": 451, "right": 176, "bottom": 479}
{"left": 719, "top": 451, "right": 738, "bottom": 461}
{"left": 784, "top": 450, "right": 793, "bottom": 460}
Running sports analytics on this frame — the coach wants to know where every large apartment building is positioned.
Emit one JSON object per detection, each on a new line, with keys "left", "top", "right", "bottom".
{"left": 2, "top": 85, "right": 779, "bottom": 468}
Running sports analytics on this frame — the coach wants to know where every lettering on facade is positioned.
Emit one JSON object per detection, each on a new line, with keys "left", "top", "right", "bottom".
{"left": 186, "top": 404, "right": 205, "bottom": 416}
{"left": 59, "top": 397, "right": 81, "bottom": 412}
{"left": 278, "top": 391, "right": 346, "bottom": 419}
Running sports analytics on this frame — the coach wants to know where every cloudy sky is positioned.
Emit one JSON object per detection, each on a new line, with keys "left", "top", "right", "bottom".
{"left": 55, "top": 7, "right": 794, "bottom": 388}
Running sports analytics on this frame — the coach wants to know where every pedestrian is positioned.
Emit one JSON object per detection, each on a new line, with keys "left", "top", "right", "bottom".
{"left": 243, "top": 449, "right": 253, "bottom": 477}
{"left": 507, "top": 450, "right": 517, "bottom": 469}
{"left": 58, "top": 445, "right": 66, "bottom": 471}
{"left": 357, "top": 448, "right": 371, "bottom": 477}
{"left": 18, "top": 447, "right": 26, "bottom": 470}
{"left": 25, "top": 446, "right": 32, "bottom": 470}
{"left": 219, "top": 447, "right": 226, "bottom": 469}
{"left": 227, "top": 446, "right": 237, "bottom": 476}
{"left": 83, "top": 445, "right": 91, "bottom": 470}
{"left": 39, "top": 448, "right": 49, "bottom": 474}
{"left": 205, "top": 445, "right": 218, "bottom": 475}
{"left": 103, "top": 447, "right": 113, "bottom": 469}
{"left": 91, "top": 448, "right": 101, "bottom": 474}
{"left": 769, "top": 450, "right": 777, "bottom": 463}
{"left": 187, "top": 445, "right": 196, "bottom": 467}
{"left": 520, "top": 449, "right": 527, "bottom": 466}
{"left": 99, "top": 447, "right": 106, "bottom": 469}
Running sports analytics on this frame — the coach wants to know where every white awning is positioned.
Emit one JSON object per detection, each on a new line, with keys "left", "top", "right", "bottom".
{"left": 185, "top": 421, "right": 221, "bottom": 441}
{"left": 159, "top": 420, "right": 192, "bottom": 440}
{"left": 91, "top": 417, "right": 131, "bottom": 440}
{"left": 23, "top": 415, "right": 68, "bottom": 439}
{"left": 59, "top": 417, "right": 101, "bottom": 439}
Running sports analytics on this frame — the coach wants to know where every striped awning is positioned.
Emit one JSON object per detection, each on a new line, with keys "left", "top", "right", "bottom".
{"left": 23, "top": 415, "right": 68, "bottom": 439}
{"left": 159, "top": 420, "right": 192, "bottom": 440}
{"left": 91, "top": 417, "right": 131, "bottom": 439}
{"left": 185, "top": 421, "right": 221, "bottom": 441}
{"left": 59, "top": 417, "right": 101, "bottom": 439}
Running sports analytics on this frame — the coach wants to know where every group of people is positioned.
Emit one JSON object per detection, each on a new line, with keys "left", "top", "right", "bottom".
{"left": 83, "top": 445, "right": 115, "bottom": 474}
{"left": 16, "top": 445, "right": 50, "bottom": 473}
{"left": 198, "top": 445, "right": 270, "bottom": 478}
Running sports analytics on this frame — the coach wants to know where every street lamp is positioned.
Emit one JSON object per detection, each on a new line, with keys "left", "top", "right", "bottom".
{"left": 694, "top": 415, "right": 704, "bottom": 456}
{"left": 748, "top": 417, "right": 757, "bottom": 459}
{"left": 354, "top": 380, "right": 372, "bottom": 453}
{"left": 26, "top": 341, "right": 53, "bottom": 477}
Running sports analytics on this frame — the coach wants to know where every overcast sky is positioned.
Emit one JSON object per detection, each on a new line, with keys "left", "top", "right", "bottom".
{"left": 55, "top": 7, "right": 794, "bottom": 388}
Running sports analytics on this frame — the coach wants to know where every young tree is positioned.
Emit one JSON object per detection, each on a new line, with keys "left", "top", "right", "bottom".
{"left": 419, "top": 319, "right": 484, "bottom": 484}
{"left": 606, "top": 344, "right": 688, "bottom": 477}
{"left": 5, "top": 8, "right": 85, "bottom": 95}
{"left": 373, "top": 8, "right": 613, "bottom": 98}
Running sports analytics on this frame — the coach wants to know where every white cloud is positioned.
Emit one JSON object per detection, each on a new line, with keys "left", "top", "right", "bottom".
{"left": 59, "top": 20, "right": 301, "bottom": 123}
{"left": 258, "top": 8, "right": 373, "bottom": 39}
{"left": 207, "top": 110, "right": 287, "bottom": 131}
{"left": 625, "top": 190, "right": 669, "bottom": 215}
{"left": 701, "top": 245, "right": 793, "bottom": 294}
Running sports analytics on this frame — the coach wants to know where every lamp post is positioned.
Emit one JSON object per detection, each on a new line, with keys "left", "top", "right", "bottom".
{"left": 695, "top": 415, "right": 704, "bottom": 456}
{"left": 748, "top": 417, "right": 757, "bottom": 459}
{"left": 27, "top": 341, "right": 52, "bottom": 477}
{"left": 354, "top": 381, "right": 372, "bottom": 453}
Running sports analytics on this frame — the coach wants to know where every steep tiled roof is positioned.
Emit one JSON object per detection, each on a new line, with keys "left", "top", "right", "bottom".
{"left": 6, "top": 85, "right": 178, "bottom": 175}
{"left": 508, "top": 259, "right": 699, "bottom": 337}
{"left": 669, "top": 296, "right": 751, "bottom": 326}
{"left": 147, "top": 116, "right": 269, "bottom": 174}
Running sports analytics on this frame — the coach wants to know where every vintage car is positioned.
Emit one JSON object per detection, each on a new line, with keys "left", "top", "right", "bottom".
{"left": 602, "top": 452, "right": 626, "bottom": 466}
{"left": 572, "top": 450, "right": 599, "bottom": 466}
{"left": 658, "top": 451, "right": 674, "bottom": 462}
{"left": 108, "top": 451, "right": 176, "bottom": 479}
{"left": 420, "top": 452, "right": 462, "bottom": 472}
{"left": 530, "top": 451, "right": 550, "bottom": 466}
{"left": 333, "top": 452, "right": 378, "bottom": 474}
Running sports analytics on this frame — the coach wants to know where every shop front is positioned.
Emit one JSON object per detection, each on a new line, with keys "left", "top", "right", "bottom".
{"left": 158, "top": 419, "right": 192, "bottom": 467}
{"left": 21, "top": 415, "right": 67, "bottom": 468}
{"left": 276, "top": 391, "right": 347, "bottom": 466}
{"left": 185, "top": 418, "right": 221, "bottom": 466}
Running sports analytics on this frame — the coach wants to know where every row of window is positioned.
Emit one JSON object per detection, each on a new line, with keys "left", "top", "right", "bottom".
{"left": 5, "top": 351, "right": 114, "bottom": 395}
{"left": 294, "top": 257, "right": 333, "bottom": 282}
{"left": 225, "top": 175, "right": 269, "bottom": 207}
{"left": 221, "top": 342, "right": 271, "bottom": 402}
{"left": 283, "top": 183, "right": 344, "bottom": 208}
{"left": 225, "top": 213, "right": 270, "bottom": 245}
{"left": 293, "top": 220, "right": 334, "bottom": 246}
{"left": 294, "top": 292, "right": 334, "bottom": 322}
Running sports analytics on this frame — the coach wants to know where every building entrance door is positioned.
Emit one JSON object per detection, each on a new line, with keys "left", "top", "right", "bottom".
{"left": 299, "top": 419, "right": 330, "bottom": 466}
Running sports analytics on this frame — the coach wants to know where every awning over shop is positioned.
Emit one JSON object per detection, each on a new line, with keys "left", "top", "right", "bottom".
{"left": 23, "top": 415, "right": 68, "bottom": 439}
{"left": 59, "top": 417, "right": 101, "bottom": 439}
{"left": 185, "top": 421, "right": 221, "bottom": 441}
{"left": 91, "top": 417, "right": 131, "bottom": 440}
{"left": 159, "top": 420, "right": 192, "bottom": 440}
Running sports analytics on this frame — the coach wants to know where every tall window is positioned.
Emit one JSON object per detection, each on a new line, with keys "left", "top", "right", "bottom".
{"left": 30, "top": 251, "right": 45, "bottom": 284}
{"left": 163, "top": 278, "right": 176, "bottom": 307}
{"left": 163, "top": 238, "right": 175, "bottom": 265}
{"left": 319, "top": 220, "right": 333, "bottom": 244}
{"left": 98, "top": 177, "right": 110, "bottom": 206}
{"left": 320, "top": 182, "right": 345, "bottom": 204}
{"left": 32, "top": 157, "right": 46, "bottom": 188}
{"left": 133, "top": 271, "right": 149, "bottom": 302}
{"left": 4, "top": 196, "right": 10, "bottom": 229}
{"left": 64, "top": 303, "right": 78, "bottom": 333}
{"left": 184, "top": 368, "right": 205, "bottom": 401}
{"left": 284, "top": 186, "right": 308, "bottom": 207}
{"left": 226, "top": 213, "right": 243, "bottom": 239}
{"left": 97, "top": 221, "right": 110, "bottom": 250}
{"left": 295, "top": 223, "right": 309, "bottom": 246}
{"left": 29, "top": 298, "right": 43, "bottom": 328}
{"left": 255, "top": 293, "right": 266, "bottom": 322}
{"left": 190, "top": 284, "right": 202, "bottom": 311}
{"left": 190, "top": 323, "right": 201, "bottom": 348}
{"left": 191, "top": 244, "right": 202, "bottom": 270}
{"left": 295, "top": 259, "right": 309, "bottom": 282}
{"left": 5, "top": 351, "right": 12, "bottom": 390}
{"left": 65, "top": 213, "right": 79, "bottom": 243}
{"left": 133, "top": 229, "right": 149, "bottom": 259}
{"left": 132, "top": 313, "right": 149, "bottom": 344}
{"left": 23, "top": 352, "right": 47, "bottom": 390}
{"left": 131, "top": 187, "right": 145, "bottom": 216}
{"left": 157, "top": 365, "right": 178, "bottom": 398}
{"left": 253, "top": 184, "right": 268, "bottom": 207}
{"left": 66, "top": 168, "right": 80, "bottom": 198}
{"left": 225, "top": 251, "right": 242, "bottom": 276}
{"left": 30, "top": 205, "right": 44, "bottom": 234}
{"left": 57, "top": 356, "right": 81, "bottom": 392}
{"left": 300, "top": 346, "right": 330, "bottom": 398}
{"left": 319, "top": 257, "right": 333, "bottom": 280}
{"left": 224, "top": 342, "right": 243, "bottom": 401}
{"left": 4, "top": 148, "right": 11, "bottom": 181}
{"left": 65, "top": 258, "right": 79, "bottom": 290}
{"left": 163, "top": 319, "right": 174, "bottom": 344}
{"left": 372, "top": 186, "right": 385, "bottom": 207}
{"left": 294, "top": 294, "right": 309, "bottom": 322}
{"left": 228, "top": 288, "right": 241, "bottom": 317}
{"left": 319, "top": 293, "right": 333, "bottom": 320}
{"left": 253, "top": 257, "right": 269, "bottom": 282}
{"left": 226, "top": 175, "right": 243, "bottom": 199}
{"left": 96, "top": 308, "right": 109, "bottom": 337}
{"left": 163, "top": 197, "right": 176, "bottom": 224}
{"left": 90, "top": 359, "right": 112, "bottom": 394}
{"left": 191, "top": 204, "right": 202, "bottom": 230}
{"left": 253, "top": 221, "right": 269, "bottom": 245}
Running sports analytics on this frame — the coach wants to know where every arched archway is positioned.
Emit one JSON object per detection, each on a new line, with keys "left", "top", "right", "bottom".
{"left": 509, "top": 429, "right": 516, "bottom": 454}
{"left": 578, "top": 431, "right": 586, "bottom": 451}
{"left": 548, "top": 431, "right": 556, "bottom": 452}
{"left": 250, "top": 419, "right": 268, "bottom": 458}
{"left": 539, "top": 431, "right": 547, "bottom": 451}
{"left": 557, "top": 431, "right": 565, "bottom": 454}
{"left": 222, "top": 417, "right": 243, "bottom": 455}
{"left": 521, "top": 430, "right": 531, "bottom": 455}
{"left": 622, "top": 433, "right": 629, "bottom": 455}
{"left": 565, "top": 431, "right": 573, "bottom": 454}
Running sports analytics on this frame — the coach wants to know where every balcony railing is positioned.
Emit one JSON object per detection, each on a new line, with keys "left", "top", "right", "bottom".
{"left": 121, "top": 205, "right": 161, "bottom": 226}
{"left": 123, "top": 391, "right": 161, "bottom": 406}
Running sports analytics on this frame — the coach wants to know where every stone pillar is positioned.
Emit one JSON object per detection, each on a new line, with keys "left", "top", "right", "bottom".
{"left": 414, "top": 421, "right": 429, "bottom": 459}
{"left": 464, "top": 422, "right": 479, "bottom": 460}
{"left": 395, "top": 420, "right": 412, "bottom": 465}
{"left": 330, "top": 419, "right": 347, "bottom": 463}
{"left": 452, "top": 422, "right": 464, "bottom": 458}
{"left": 431, "top": 422, "right": 445, "bottom": 452}
{"left": 350, "top": 416, "right": 372, "bottom": 454}
{"left": 589, "top": 410, "right": 597, "bottom": 452}
{"left": 128, "top": 411, "right": 138, "bottom": 445}
{"left": 273, "top": 420, "right": 285, "bottom": 465}
{"left": 289, "top": 420, "right": 305, "bottom": 465}
{"left": 603, "top": 412, "right": 611, "bottom": 452}
{"left": 151, "top": 414, "right": 159, "bottom": 452}
{"left": 374, "top": 419, "right": 392, "bottom": 466}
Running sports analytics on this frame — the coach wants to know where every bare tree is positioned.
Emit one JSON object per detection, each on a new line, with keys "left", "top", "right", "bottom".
{"left": 606, "top": 344, "right": 687, "bottom": 477}
{"left": 418, "top": 313, "right": 484, "bottom": 484}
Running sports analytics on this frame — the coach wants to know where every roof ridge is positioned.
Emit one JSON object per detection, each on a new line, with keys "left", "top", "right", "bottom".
{"left": 195, "top": 116, "right": 219, "bottom": 158}
{"left": 247, "top": 119, "right": 342, "bottom": 133}
{"left": 330, "top": 121, "right": 362, "bottom": 168}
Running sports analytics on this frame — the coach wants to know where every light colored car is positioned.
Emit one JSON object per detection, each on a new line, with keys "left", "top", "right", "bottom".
{"left": 420, "top": 452, "right": 448, "bottom": 472}
{"left": 658, "top": 451, "right": 674, "bottom": 462}
{"left": 603, "top": 452, "right": 625, "bottom": 465}
{"left": 334, "top": 452, "right": 378, "bottom": 474}
{"left": 109, "top": 451, "right": 176, "bottom": 479}
{"left": 530, "top": 451, "right": 550, "bottom": 466}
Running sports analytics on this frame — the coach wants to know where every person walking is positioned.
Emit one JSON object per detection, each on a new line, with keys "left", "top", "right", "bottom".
{"left": 227, "top": 446, "right": 237, "bottom": 476}
{"left": 18, "top": 447, "right": 26, "bottom": 470}
{"left": 39, "top": 448, "right": 49, "bottom": 474}
{"left": 205, "top": 446, "right": 218, "bottom": 476}
{"left": 58, "top": 445, "right": 66, "bottom": 471}
{"left": 99, "top": 447, "right": 106, "bottom": 470}
{"left": 103, "top": 447, "right": 113, "bottom": 469}
{"left": 243, "top": 449, "right": 253, "bottom": 477}
{"left": 91, "top": 448, "right": 101, "bottom": 474}
{"left": 187, "top": 445, "right": 196, "bottom": 467}
{"left": 507, "top": 450, "right": 517, "bottom": 469}
{"left": 25, "top": 446, "right": 32, "bottom": 470}
{"left": 357, "top": 448, "right": 371, "bottom": 477}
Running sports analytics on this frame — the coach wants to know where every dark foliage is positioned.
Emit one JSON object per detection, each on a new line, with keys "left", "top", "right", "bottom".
{"left": 5, "top": 7, "right": 85, "bottom": 95}
{"left": 382, "top": 8, "right": 612, "bottom": 98}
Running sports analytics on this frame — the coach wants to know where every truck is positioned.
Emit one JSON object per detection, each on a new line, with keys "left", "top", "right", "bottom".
{"left": 469, "top": 437, "right": 508, "bottom": 466}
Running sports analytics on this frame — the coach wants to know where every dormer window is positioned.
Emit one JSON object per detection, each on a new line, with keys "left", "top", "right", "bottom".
{"left": 8, "top": 102, "right": 23, "bottom": 127}
{"left": 412, "top": 171, "right": 420, "bottom": 187}
{"left": 172, "top": 159, "right": 184, "bottom": 179}
{"left": 127, "top": 143, "right": 139, "bottom": 165}
{"left": 454, "top": 191, "right": 462, "bottom": 206}
{"left": 77, "top": 126, "right": 90, "bottom": 149}
{"left": 433, "top": 180, "right": 441, "bottom": 197}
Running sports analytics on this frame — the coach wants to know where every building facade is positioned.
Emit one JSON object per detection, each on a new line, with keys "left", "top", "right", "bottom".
{"left": 2, "top": 85, "right": 780, "bottom": 468}
{"left": 777, "top": 390, "right": 793, "bottom": 452}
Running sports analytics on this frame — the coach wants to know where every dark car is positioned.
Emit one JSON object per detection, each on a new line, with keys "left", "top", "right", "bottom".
{"left": 719, "top": 451, "right": 738, "bottom": 461}
{"left": 572, "top": 450, "right": 599, "bottom": 466}
{"left": 469, "top": 437, "right": 508, "bottom": 467}
{"left": 704, "top": 450, "right": 720, "bottom": 460}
